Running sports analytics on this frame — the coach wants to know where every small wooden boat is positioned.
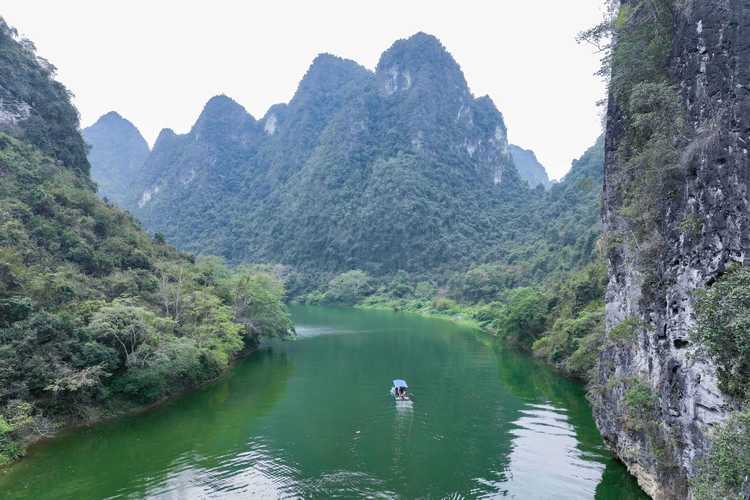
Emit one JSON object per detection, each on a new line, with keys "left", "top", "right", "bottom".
{"left": 391, "top": 379, "right": 410, "bottom": 401}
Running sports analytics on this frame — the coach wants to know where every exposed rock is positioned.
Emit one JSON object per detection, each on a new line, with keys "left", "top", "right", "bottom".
{"left": 598, "top": 1, "right": 748, "bottom": 497}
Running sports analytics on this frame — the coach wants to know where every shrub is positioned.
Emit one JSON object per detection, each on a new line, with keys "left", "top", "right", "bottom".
{"left": 692, "top": 264, "right": 750, "bottom": 400}
{"left": 608, "top": 317, "right": 641, "bottom": 345}
{"left": 690, "top": 410, "right": 750, "bottom": 499}
{"left": 431, "top": 296, "right": 459, "bottom": 312}
{"left": 623, "top": 378, "right": 657, "bottom": 432}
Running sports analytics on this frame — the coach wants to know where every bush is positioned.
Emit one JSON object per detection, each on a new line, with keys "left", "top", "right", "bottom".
{"left": 431, "top": 296, "right": 459, "bottom": 312}
{"left": 692, "top": 264, "right": 750, "bottom": 400}
{"left": 623, "top": 378, "right": 657, "bottom": 432}
{"left": 608, "top": 317, "right": 640, "bottom": 346}
{"left": 690, "top": 410, "right": 750, "bottom": 499}
{"left": 0, "top": 415, "right": 21, "bottom": 465}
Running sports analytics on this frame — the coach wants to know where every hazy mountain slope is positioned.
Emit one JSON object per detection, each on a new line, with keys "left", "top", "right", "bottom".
{"left": 509, "top": 144, "right": 552, "bottom": 189}
{"left": 82, "top": 112, "right": 150, "bottom": 205}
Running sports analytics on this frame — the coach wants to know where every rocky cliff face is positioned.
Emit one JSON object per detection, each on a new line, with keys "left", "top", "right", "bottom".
{"left": 598, "top": 1, "right": 749, "bottom": 498}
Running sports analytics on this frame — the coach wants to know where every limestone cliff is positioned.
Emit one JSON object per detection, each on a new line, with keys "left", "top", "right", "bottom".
{"left": 597, "top": 1, "right": 749, "bottom": 497}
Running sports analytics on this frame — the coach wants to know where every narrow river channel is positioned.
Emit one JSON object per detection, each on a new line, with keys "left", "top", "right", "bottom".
{"left": 0, "top": 306, "right": 646, "bottom": 499}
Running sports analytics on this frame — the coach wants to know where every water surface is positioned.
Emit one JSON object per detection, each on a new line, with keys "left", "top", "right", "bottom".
{"left": 0, "top": 306, "right": 646, "bottom": 499}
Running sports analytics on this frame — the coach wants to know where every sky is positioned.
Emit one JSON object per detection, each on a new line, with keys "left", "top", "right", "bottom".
{"left": 3, "top": 1, "right": 607, "bottom": 180}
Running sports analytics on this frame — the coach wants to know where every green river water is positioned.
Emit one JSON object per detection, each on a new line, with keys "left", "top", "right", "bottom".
{"left": 0, "top": 306, "right": 646, "bottom": 499}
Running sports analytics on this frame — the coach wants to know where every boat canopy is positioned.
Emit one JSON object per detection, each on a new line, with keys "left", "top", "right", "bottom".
{"left": 393, "top": 379, "right": 408, "bottom": 388}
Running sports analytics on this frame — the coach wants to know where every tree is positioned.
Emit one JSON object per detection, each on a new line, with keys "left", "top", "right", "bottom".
{"left": 493, "top": 287, "right": 548, "bottom": 348}
{"left": 87, "top": 302, "right": 158, "bottom": 368}
{"left": 227, "top": 267, "right": 294, "bottom": 339}
{"left": 324, "top": 270, "right": 373, "bottom": 305}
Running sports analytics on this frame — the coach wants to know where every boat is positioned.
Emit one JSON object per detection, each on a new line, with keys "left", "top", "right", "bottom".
{"left": 391, "top": 379, "right": 411, "bottom": 401}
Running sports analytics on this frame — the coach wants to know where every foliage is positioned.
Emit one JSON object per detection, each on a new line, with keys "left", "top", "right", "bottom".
{"left": 0, "top": 133, "right": 293, "bottom": 463}
{"left": 678, "top": 213, "right": 703, "bottom": 239}
{"left": 0, "top": 415, "right": 19, "bottom": 465}
{"left": 322, "top": 270, "right": 373, "bottom": 305}
{"left": 623, "top": 377, "right": 658, "bottom": 432}
{"left": 491, "top": 288, "right": 548, "bottom": 348}
{"left": 608, "top": 317, "right": 641, "bottom": 346}
{"left": 690, "top": 410, "right": 750, "bottom": 500}
{"left": 692, "top": 264, "right": 750, "bottom": 400}
{"left": 617, "top": 81, "right": 685, "bottom": 240}
{"left": 0, "top": 19, "right": 90, "bottom": 172}
{"left": 531, "top": 259, "right": 607, "bottom": 379}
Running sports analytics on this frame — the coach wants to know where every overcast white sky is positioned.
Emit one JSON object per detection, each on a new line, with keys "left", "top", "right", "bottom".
{"left": 3, "top": 1, "right": 606, "bottom": 179}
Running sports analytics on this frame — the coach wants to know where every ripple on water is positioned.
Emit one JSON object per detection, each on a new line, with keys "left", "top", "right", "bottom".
{"left": 493, "top": 402, "right": 607, "bottom": 499}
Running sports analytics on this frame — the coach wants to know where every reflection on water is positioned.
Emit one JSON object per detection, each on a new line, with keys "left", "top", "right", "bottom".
{"left": 0, "top": 306, "right": 646, "bottom": 499}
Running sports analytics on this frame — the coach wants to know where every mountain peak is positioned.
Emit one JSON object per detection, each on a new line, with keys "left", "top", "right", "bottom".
{"left": 294, "top": 54, "right": 370, "bottom": 101}
{"left": 82, "top": 111, "right": 150, "bottom": 205}
{"left": 153, "top": 128, "right": 177, "bottom": 150}
{"left": 196, "top": 94, "right": 253, "bottom": 123}
{"left": 89, "top": 111, "right": 140, "bottom": 134}
{"left": 191, "top": 94, "right": 256, "bottom": 141}
{"left": 98, "top": 110, "right": 124, "bottom": 121}
{"left": 376, "top": 32, "right": 467, "bottom": 97}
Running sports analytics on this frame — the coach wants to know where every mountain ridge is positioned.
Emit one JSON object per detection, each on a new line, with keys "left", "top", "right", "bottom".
{"left": 94, "top": 33, "right": 526, "bottom": 277}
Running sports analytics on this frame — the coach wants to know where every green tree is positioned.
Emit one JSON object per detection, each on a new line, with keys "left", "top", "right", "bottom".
{"left": 87, "top": 301, "right": 160, "bottom": 368}
{"left": 324, "top": 270, "right": 373, "bottom": 305}
{"left": 227, "top": 267, "right": 294, "bottom": 340}
{"left": 493, "top": 287, "right": 548, "bottom": 348}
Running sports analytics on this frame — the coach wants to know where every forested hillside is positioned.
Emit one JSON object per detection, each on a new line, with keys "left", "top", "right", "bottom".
{"left": 91, "top": 34, "right": 546, "bottom": 277}
{"left": 0, "top": 18, "right": 293, "bottom": 466}
{"left": 305, "top": 138, "right": 606, "bottom": 384}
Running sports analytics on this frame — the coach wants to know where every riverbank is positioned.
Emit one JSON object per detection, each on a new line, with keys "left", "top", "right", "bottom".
{"left": 356, "top": 299, "right": 486, "bottom": 331}
{"left": 0, "top": 342, "right": 264, "bottom": 470}
{"left": 0, "top": 305, "right": 648, "bottom": 499}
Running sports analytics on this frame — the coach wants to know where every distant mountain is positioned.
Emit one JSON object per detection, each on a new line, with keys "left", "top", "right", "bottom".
{"left": 104, "top": 33, "right": 528, "bottom": 275}
{"left": 82, "top": 112, "right": 150, "bottom": 205}
{"left": 509, "top": 144, "right": 552, "bottom": 189}
{"left": 87, "top": 33, "right": 604, "bottom": 286}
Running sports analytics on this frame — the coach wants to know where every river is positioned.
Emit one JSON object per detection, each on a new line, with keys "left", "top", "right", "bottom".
{"left": 0, "top": 306, "right": 646, "bottom": 499}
